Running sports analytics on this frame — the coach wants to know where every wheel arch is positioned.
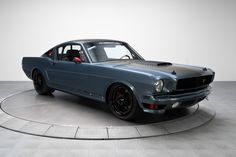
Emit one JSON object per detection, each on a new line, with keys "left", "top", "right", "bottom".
{"left": 31, "top": 67, "right": 48, "bottom": 83}
{"left": 31, "top": 67, "right": 40, "bottom": 79}
{"left": 105, "top": 81, "right": 142, "bottom": 107}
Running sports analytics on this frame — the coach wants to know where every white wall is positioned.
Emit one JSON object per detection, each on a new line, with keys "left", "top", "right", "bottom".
{"left": 0, "top": 0, "right": 235, "bottom": 81}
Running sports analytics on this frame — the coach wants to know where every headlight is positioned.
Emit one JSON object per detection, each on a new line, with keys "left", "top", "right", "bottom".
{"left": 155, "top": 80, "right": 164, "bottom": 93}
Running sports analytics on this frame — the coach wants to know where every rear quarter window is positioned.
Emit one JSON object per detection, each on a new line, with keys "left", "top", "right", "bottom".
{"left": 42, "top": 49, "right": 54, "bottom": 60}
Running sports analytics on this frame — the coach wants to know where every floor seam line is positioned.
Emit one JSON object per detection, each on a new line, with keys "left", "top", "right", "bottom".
{"left": 0, "top": 116, "right": 14, "bottom": 126}
{"left": 74, "top": 126, "right": 80, "bottom": 138}
{"left": 162, "top": 125, "right": 170, "bottom": 134}
{"left": 43, "top": 124, "right": 53, "bottom": 135}
{"left": 106, "top": 127, "right": 109, "bottom": 139}
{"left": 135, "top": 127, "right": 142, "bottom": 137}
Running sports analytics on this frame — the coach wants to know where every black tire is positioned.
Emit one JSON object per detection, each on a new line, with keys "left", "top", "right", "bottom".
{"left": 107, "top": 84, "right": 143, "bottom": 120}
{"left": 32, "top": 70, "right": 55, "bottom": 95}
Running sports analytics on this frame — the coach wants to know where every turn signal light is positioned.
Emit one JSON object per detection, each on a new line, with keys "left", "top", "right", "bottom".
{"left": 148, "top": 104, "right": 158, "bottom": 110}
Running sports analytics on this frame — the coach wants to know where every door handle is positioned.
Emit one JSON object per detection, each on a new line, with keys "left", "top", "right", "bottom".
{"left": 51, "top": 62, "right": 55, "bottom": 65}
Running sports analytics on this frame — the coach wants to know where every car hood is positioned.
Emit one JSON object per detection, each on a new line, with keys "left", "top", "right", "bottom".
{"left": 96, "top": 60, "right": 211, "bottom": 79}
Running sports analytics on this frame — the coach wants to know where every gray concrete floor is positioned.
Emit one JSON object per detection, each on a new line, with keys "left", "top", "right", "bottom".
{"left": 0, "top": 81, "right": 235, "bottom": 157}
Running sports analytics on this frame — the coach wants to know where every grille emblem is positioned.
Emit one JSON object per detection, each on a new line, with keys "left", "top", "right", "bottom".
{"left": 202, "top": 79, "right": 206, "bottom": 83}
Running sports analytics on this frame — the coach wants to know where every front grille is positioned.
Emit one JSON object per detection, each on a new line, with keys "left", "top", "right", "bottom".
{"left": 177, "top": 75, "right": 213, "bottom": 90}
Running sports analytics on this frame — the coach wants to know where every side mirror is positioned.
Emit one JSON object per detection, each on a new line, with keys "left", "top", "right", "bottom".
{"left": 73, "top": 57, "right": 81, "bottom": 64}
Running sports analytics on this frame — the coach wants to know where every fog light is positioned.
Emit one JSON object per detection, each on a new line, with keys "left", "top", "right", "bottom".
{"left": 172, "top": 102, "right": 180, "bottom": 108}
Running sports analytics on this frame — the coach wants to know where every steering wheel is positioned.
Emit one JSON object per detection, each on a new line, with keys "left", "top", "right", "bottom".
{"left": 120, "top": 55, "right": 130, "bottom": 59}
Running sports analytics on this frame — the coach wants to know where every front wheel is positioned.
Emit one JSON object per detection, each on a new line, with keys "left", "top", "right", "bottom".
{"left": 32, "top": 70, "right": 55, "bottom": 95}
{"left": 108, "top": 84, "right": 143, "bottom": 120}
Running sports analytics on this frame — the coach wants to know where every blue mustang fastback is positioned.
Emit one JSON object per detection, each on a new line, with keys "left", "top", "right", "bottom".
{"left": 22, "top": 39, "right": 215, "bottom": 120}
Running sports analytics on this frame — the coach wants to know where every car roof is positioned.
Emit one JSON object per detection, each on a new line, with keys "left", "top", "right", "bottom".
{"left": 61, "top": 39, "right": 126, "bottom": 45}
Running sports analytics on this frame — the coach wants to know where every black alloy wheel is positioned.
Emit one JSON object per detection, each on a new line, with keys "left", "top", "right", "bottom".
{"left": 108, "top": 84, "right": 142, "bottom": 120}
{"left": 32, "top": 70, "right": 55, "bottom": 95}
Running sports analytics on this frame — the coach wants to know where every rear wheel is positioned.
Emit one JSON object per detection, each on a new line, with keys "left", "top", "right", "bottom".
{"left": 108, "top": 84, "right": 143, "bottom": 120}
{"left": 32, "top": 70, "right": 55, "bottom": 95}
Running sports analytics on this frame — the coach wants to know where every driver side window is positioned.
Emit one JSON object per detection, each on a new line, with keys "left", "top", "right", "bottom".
{"left": 57, "top": 44, "right": 88, "bottom": 62}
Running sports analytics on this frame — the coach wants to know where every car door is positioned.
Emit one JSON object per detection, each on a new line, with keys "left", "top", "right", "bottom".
{"left": 47, "top": 44, "right": 89, "bottom": 95}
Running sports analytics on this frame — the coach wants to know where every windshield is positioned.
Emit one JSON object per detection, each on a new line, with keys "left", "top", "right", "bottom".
{"left": 84, "top": 42, "right": 143, "bottom": 62}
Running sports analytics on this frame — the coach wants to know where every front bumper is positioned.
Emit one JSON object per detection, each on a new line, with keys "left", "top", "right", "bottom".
{"left": 142, "top": 86, "right": 211, "bottom": 113}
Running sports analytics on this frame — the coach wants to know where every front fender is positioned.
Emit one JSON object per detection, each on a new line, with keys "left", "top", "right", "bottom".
{"left": 104, "top": 77, "right": 156, "bottom": 109}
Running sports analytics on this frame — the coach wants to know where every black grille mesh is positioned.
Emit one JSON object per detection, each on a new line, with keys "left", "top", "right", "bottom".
{"left": 177, "top": 75, "right": 213, "bottom": 90}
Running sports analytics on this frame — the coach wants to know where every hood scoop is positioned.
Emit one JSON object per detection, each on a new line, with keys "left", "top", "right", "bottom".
{"left": 135, "top": 61, "right": 172, "bottom": 67}
{"left": 171, "top": 70, "right": 177, "bottom": 75}
{"left": 203, "top": 67, "right": 207, "bottom": 71}
{"left": 157, "top": 62, "right": 172, "bottom": 66}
